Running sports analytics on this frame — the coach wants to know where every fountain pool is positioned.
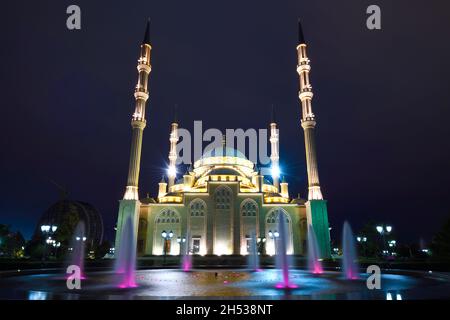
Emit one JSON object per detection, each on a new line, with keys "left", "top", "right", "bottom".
{"left": 1, "top": 268, "right": 450, "bottom": 300}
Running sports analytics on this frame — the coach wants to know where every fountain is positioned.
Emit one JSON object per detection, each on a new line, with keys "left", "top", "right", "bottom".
{"left": 68, "top": 221, "right": 86, "bottom": 279}
{"left": 342, "top": 221, "right": 359, "bottom": 280}
{"left": 307, "top": 224, "right": 323, "bottom": 274}
{"left": 247, "top": 231, "right": 260, "bottom": 272}
{"left": 181, "top": 232, "right": 192, "bottom": 272}
{"left": 275, "top": 212, "right": 297, "bottom": 289}
{"left": 114, "top": 216, "right": 137, "bottom": 288}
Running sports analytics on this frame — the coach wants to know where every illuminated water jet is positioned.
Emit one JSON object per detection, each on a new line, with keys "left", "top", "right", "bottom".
{"left": 114, "top": 216, "right": 137, "bottom": 288}
{"left": 181, "top": 232, "right": 192, "bottom": 272}
{"left": 275, "top": 212, "right": 297, "bottom": 289}
{"left": 247, "top": 231, "right": 260, "bottom": 272}
{"left": 342, "top": 221, "right": 359, "bottom": 280}
{"left": 67, "top": 221, "right": 86, "bottom": 279}
{"left": 307, "top": 225, "right": 323, "bottom": 274}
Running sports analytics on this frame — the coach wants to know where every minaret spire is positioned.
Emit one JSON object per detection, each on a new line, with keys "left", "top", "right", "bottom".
{"left": 296, "top": 20, "right": 323, "bottom": 200}
{"left": 123, "top": 21, "right": 153, "bottom": 200}
{"left": 269, "top": 105, "right": 280, "bottom": 190}
{"left": 168, "top": 105, "right": 179, "bottom": 188}
{"left": 298, "top": 19, "right": 305, "bottom": 44}
{"left": 143, "top": 19, "right": 151, "bottom": 45}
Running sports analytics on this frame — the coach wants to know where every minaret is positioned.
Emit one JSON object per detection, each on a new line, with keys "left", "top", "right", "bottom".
{"left": 296, "top": 20, "right": 331, "bottom": 258}
{"left": 269, "top": 105, "right": 280, "bottom": 190}
{"left": 115, "top": 20, "right": 153, "bottom": 256}
{"left": 280, "top": 176, "right": 289, "bottom": 199}
{"left": 158, "top": 176, "right": 167, "bottom": 199}
{"left": 123, "top": 20, "right": 152, "bottom": 200}
{"left": 167, "top": 106, "right": 179, "bottom": 189}
{"left": 296, "top": 21, "right": 323, "bottom": 201}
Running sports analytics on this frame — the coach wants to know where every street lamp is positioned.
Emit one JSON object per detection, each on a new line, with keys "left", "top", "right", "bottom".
{"left": 376, "top": 225, "right": 392, "bottom": 235}
{"left": 356, "top": 235, "right": 368, "bottom": 256}
{"left": 177, "top": 237, "right": 186, "bottom": 255}
{"left": 376, "top": 225, "right": 393, "bottom": 256}
{"left": 268, "top": 230, "right": 279, "bottom": 255}
{"left": 257, "top": 237, "right": 266, "bottom": 255}
{"left": 161, "top": 230, "right": 174, "bottom": 263}
{"left": 52, "top": 241, "right": 61, "bottom": 257}
{"left": 41, "top": 224, "right": 58, "bottom": 261}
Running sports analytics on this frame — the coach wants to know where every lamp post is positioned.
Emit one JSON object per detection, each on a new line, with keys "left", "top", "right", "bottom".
{"left": 161, "top": 230, "right": 174, "bottom": 264}
{"left": 356, "top": 236, "right": 368, "bottom": 257}
{"left": 52, "top": 241, "right": 61, "bottom": 257}
{"left": 257, "top": 237, "right": 266, "bottom": 255}
{"left": 177, "top": 236, "right": 186, "bottom": 255}
{"left": 268, "top": 230, "right": 280, "bottom": 255}
{"left": 376, "top": 225, "right": 392, "bottom": 256}
{"left": 41, "top": 224, "right": 57, "bottom": 261}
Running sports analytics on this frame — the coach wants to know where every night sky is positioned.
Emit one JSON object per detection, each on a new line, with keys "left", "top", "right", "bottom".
{"left": 1, "top": 0, "right": 449, "bottom": 244}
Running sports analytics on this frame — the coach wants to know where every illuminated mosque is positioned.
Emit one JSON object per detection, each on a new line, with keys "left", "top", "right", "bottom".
{"left": 114, "top": 21, "right": 331, "bottom": 258}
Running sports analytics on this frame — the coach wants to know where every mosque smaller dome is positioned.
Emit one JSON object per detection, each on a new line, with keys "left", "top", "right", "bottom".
{"left": 201, "top": 147, "right": 247, "bottom": 160}
{"left": 207, "top": 168, "right": 241, "bottom": 176}
{"left": 141, "top": 196, "right": 157, "bottom": 204}
{"left": 290, "top": 194, "right": 306, "bottom": 205}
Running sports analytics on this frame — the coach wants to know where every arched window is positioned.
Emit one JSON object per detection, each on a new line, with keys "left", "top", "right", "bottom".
{"left": 190, "top": 199, "right": 206, "bottom": 217}
{"left": 266, "top": 209, "right": 290, "bottom": 224}
{"left": 155, "top": 209, "right": 180, "bottom": 224}
{"left": 153, "top": 208, "right": 181, "bottom": 255}
{"left": 240, "top": 199, "right": 259, "bottom": 254}
{"left": 265, "top": 208, "right": 293, "bottom": 255}
{"left": 241, "top": 199, "right": 257, "bottom": 217}
{"left": 214, "top": 186, "right": 232, "bottom": 210}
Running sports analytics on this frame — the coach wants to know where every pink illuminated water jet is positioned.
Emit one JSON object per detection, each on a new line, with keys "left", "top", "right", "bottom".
{"left": 342, "top": 221, "right": 359, "bottom": 280}
{"left": 275, "top": 282, "right": 298, "bottom": 289}
{"left": 307, "top": 225, "right": 324, "bottom": 274}
{"left": 67, "top": 221, "right": 86, "bottom": 281}
{"left": 182, "top": 260, "right": 192, "bottom": 272}
{"left": 274, "top": 212, "right": 297, "bottom": 289}
{"left": 180, "top": 232, "right": 192, "bottom": 272}
{"left": 114, "top": 216, "right": 138, "bottom": 288}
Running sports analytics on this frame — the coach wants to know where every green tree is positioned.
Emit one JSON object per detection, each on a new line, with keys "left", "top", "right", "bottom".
{"left": 54, "top": 210, "right": 80, "bottom": 246}
{"left": 0, "top": 225, "right": 26, "bottom": 258}
{"left": 95, "top": 240, "right": 112, "bottom": 259}
{"left": 431, "top": 216, "right": 450, "bottom": 260}
{"left": 357, "top": 221, "right": 381, "bottom": 258}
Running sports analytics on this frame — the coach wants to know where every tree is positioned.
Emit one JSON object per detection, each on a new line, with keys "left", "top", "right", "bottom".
{"left": 95, "top": 240, "right": 112, "bottom": 259}
{"left": 0, "top": 225, "right": 26, "bottom": 258}
{"left": 431, "top": 216, "right": 450, "bottom": 260}
{"left": 357, "top": 221, "right": 381, "bottom": 258}
{"left": 53, "top": 210, "right": 80, "bottom": 246}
